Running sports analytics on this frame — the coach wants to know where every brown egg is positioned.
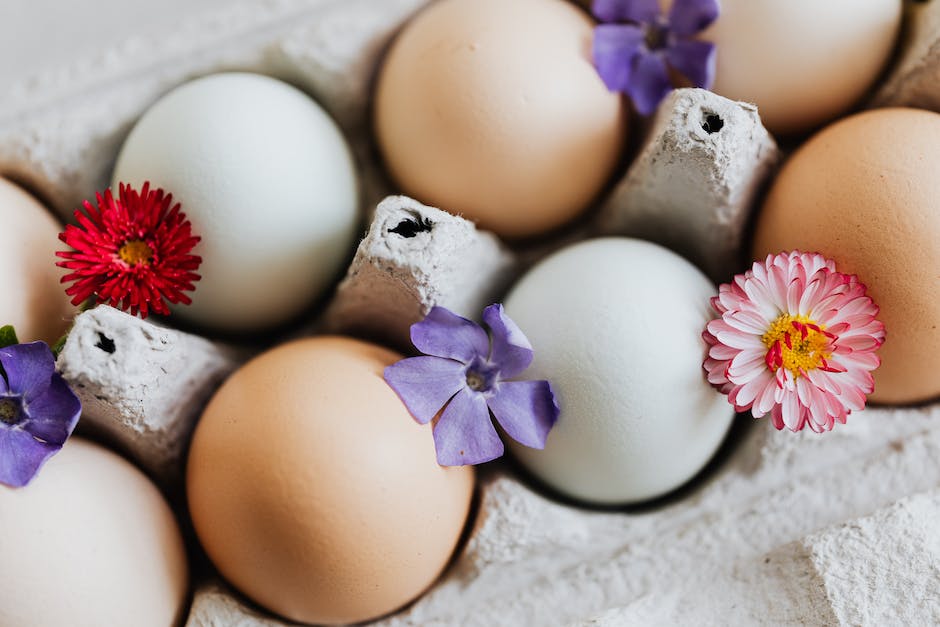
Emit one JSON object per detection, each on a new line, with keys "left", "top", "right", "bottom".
{"left": 0, "top": 178, "right": 75, "bottom": 343}
{"left": 374, "top": 0, "right": 627, "bottom": 239}
{"left": 754, "top": 108, "right": 940, "bottom": 404}
{"left": 187, "top": 336, "right": 475, "bottom": 625}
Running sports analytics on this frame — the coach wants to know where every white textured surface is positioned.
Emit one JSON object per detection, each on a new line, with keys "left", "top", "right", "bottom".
{"left": 809, "top": 491, "right": 940, "bottom": 626}
{"left": 874, "top": 0, "right": 940, "bottom": 111}
{"left": 188, "top": 582, "right": 293, "bottom": 627}
{"left": 3, "top": 1, "right": 940, "bottom": 625}
{"left": 0, "top": 0, "right": 234, "bottom": 87}
{"left": 595, "top": 88, "right": 780, "bottom": 282}
{"left": 182, "top": 408, "right": 940, "bottom": 626}
{"left": 383, "top": 410, "right": 940, "bottom": 627}
{"left": 56, "top": 306, "right": 241, "bottom": 483}
{"left": 0, "top": 0, "right": 427, "bottom": 218}
{"left": 570, "top": 485, "right": 940, "bottom": 627}
{"left": 323, "top": 195, "right": 516, "bottom": 350}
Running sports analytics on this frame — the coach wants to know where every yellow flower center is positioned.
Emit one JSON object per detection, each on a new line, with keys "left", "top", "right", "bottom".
{"left": 761, "top": 314, "right": 832, "bottom": 378}
{"left": 118, "top": 240, "right": 154, "bottom": 266}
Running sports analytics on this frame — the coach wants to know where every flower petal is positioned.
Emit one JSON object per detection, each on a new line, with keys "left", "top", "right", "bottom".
{"left": 593, "top": 24, "right": 645, "bottom": 92}
{"left": 0, "top": 428, "right": 58, "bottom": 488}
{"left": 384, "top": 357, "right": 466, "bottom": 425}
{"left": 780, "top": 391, "right": 805, "bottom": 432}
{"left": 726, "top": 349, "right": 766, "bottom": 383}
{"left": 742, "top": 276, "right": 780, "bottom": 321}
{"left": 668, "top": 0, "right": 720, "bottom": 37}
{"left": 22, "top": 374, "right": 81, "bottom": 446}
{"left": 57, "top": 184, "right": 202, "bottom": 319}
{"left": 806, "top": 367, "right": 842, "bottom": 397}
{"left": 704, "top": 356, "right": 732, "bottom": 387}
{"left": 666, "top": 40, "right": 716, "bottom": 89}
{"left": 712, "top": 323, "right": 763, "bottom": 350}
{"left": 0, "top": 342, "right": 54, "bottom": 398}
{"left": 593, "top": 0, "right": 660, "bottom": 24}
{"left": 786, "top": 276, "right": 804, "bottom": 315}
{"left": 729, "top": 369, "right": 772, "bottom": 410}
{"left": 768, "top": 405, "right": 786, "bottom": 431}
{"left": 707, "top": 341, "right": 738, "bottom": 361}
{"left": 753, "top": 373, "right": 778, "bottom": 416}
{"left": 410, "top": 307, "right": 489, "bottom": 363}
{"left": 836, "top": 334, "right": 882, "bottom": 352}
{"left": 798, "top": 277, "right": 826, "bottom": 317}
{"left": 488, "top": 380, "right": 559, "bottom": 450}
{"left": 628, "top": 53, "right": 673, "bottom": 115}
{"left": 725, "top": 310, "right": 770, "bottom": 335}
{"left": 483, "top": 304, "right": 534, "bottom": 379}
{"left": 433, "top": 389, "right": 503, "bottom": 466}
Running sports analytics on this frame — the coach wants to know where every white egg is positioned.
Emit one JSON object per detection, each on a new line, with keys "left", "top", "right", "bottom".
{"left": 0, "top": 438, "right": 189, "bottom": 627}
{"left": 113, "top": 72, "right": 359, "bottom": 332}
{"left": 504, "top": 238, "right": 733, "bottom": 505}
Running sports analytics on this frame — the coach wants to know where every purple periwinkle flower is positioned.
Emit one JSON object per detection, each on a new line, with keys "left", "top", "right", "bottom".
{"left": 384, "top": 305, "right": 559, "bottom": 467}
{"left": 593, "top": 0, "right": 720, "bottom": 115}
{"left": 0, "top": 342, "right": 81, "bottom": 488}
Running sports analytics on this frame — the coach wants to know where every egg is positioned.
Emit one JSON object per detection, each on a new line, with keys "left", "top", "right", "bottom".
{"left": 504, "top": 238, "right": 733, "bottom": 505}
{"left": 0, "top": 438, "right": 189, "bottom": 627}
{"left": 112, "top": 72, "right": 359, "bottom": 333}
{"left": 374, "top": 0, "right": 627, "bottom": 239}
{"left": 699, "top": 0, "right": 902, "bottom": 136}
{"left": 754, "top": 108, "right": 940, "bottom": 405}
{"left": 187, "top": 336, "right": 474, "bottom": 625}
{"left": 0, "top": 178, "right": 74, "bottom": 343}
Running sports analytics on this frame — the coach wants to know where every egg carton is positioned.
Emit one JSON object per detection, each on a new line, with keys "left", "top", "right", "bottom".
{"left": 3, "top": 0, "right": 940, "bottom": 625}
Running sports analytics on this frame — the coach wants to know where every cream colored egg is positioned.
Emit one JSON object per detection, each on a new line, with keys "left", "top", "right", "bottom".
{"left": 0, "top": 178, "right": 74, "bottom": 343}
{"left": 504, "top": 238, "right": 733, "bottom": 505}
{"left": 375, "top": 0, "right": 627, "bottom": 239}
{"left": 0, "top": 438, "right": 189, "bottom": 627}
{"left": 698, "top": 0, "right": 902, "bottom": 136}
{"left": 574, "top": 0, "right": 899, "bottom": 135}
{"left": 188, "top": 336, "right": 474, "bottom": 625}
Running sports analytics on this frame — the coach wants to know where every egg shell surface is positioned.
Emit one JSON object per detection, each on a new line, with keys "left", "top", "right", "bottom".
{"left": 0, "top": 177, "right": 74, "bottom": 344}
{"left": 754, "top": 108, "right": 940, "bottom": 405}
{"left": 112, "top": 72, "right": 359, "bottom": 333}
{"left": 504, "top": 238, "right": 733, "bottom": 505}
{"left": 697, "top": 0, "right": 902, "bottom": 136}
{"left": 374, "top": 0, "right": 627, "bottom": 239}
{"left": 187, "top": 336, "right": 475, "bottom": 625}
{"left": 0, "top": 438, "right": 189, "bottom": 627}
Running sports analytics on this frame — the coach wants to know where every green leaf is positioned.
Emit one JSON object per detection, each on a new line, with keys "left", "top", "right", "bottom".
{"left": 51, "top": 332, "right": 69, "bottom": 359}
{"left": 0, "top": 325, "right": 19, "bottom": 350}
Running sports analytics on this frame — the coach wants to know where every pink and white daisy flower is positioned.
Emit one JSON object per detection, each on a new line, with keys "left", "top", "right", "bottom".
{"left": 703, "top": 251, "right": 885, "bottom": 433}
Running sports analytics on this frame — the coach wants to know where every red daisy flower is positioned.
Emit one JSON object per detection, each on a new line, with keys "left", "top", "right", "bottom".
{"left": 56, "top": 182, "right": 202, "bottom": 318}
